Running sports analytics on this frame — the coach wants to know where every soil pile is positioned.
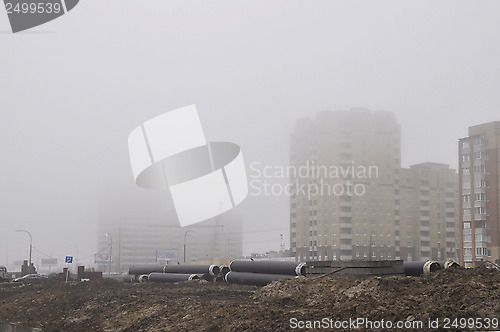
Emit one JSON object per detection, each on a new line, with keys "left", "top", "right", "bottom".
{"left": 0, "top": 267, "right": 498, "bottom": 331}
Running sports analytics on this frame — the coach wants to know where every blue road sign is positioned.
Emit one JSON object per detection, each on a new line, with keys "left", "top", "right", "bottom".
{"left": 65, "top": 256, "right": 73, "bottom": 264}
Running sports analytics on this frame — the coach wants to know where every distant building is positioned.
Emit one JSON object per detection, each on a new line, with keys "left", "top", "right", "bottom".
{"left": 290, "top": 109, "right": 401, "bottom": 261}
{"left": 399, "top": 163, "right": 459, "bottom": 261}
{"left": 459, "top": 121, "right": 500, "bottom": 266}
{"left": 290, "top": 109, "right": 460, "bottom": 262}
{"left": 97, "top": 216, "right": 243, "bottom": 273}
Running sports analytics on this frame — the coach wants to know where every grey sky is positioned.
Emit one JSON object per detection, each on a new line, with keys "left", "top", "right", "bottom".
{"left": 1, "top": 1, "right": 500, "bottom": 267}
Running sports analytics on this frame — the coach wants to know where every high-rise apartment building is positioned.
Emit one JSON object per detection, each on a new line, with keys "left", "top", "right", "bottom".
{"left": 459, "top": 121, "right": 500, "bottom": 267}
{"left": 399, "top": 163, "right": 459, "bottom": 262}
{"left": 290, "top": 109, "right": 401, "bottom": 261}
{"left": 290, "top": 109, "right": 459, "bottom": 262}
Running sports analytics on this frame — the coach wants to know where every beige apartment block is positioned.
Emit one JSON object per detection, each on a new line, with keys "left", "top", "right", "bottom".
{"left": 399, "top": 163, "right": 459, "bottom": 262}
{"left": 290, "top": 109, "right": 459, "bottom": 263}
{"left": 459, "top": 121, "right": 500, "bottom": 267}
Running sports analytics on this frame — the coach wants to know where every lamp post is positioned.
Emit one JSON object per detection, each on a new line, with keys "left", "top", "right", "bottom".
{"left": 183, "top": 230, "right": 193, "bottom": 264}
{"left": 105, "top": 233, "right": 112, "bottom": 277}
{"left": 73, "top": 245, "right": 79, "bottom": 267}
{"left": 15, "top": 230, "right": 32, "bottom": 271}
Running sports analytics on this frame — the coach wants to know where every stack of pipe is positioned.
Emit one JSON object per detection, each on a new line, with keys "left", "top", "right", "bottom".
{"left": 216, "top": 265, "right": 230, "bottom": 282}
{"left": 126, "top": 264, "right": 220, "bottom": 283}
{"left": 149, "top": 273, "right": 200, "bottom": 283}
{"left": 437, "top": 260, "right": 460, "bottom": 269}
{"left": 225, "top": 260, "right": 306, "bottom": 286}
{"left": 404, "top": 260, "right": 441, "bottom": 277}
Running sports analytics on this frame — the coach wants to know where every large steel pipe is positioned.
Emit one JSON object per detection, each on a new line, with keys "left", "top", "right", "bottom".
{"left": 219, "top": 265, "right": 230, "bottom": 277}
{"left": 437, "top": 260, "right": 460, "bottom": 269}
{"left": 138, "top": 274, "right": 149, "bottom": 283}
{"left": 225, "top": 272, "right": 295, "bottom": 286}
{"left": 229, "top": 260, "right": 307, "bottom": 276}
{"left": 404, "top": 260, "right": 441, "bottom": 276}
{"left": 128, "top": 266, "right": 165, "bottom": 276}
{"left": 123, "top": 275, "right": 137, "bottom": 283}
{"left": 148, "top": 273, "right": 200, "bottom": 283}
{"left": 164, "top": 264, "right": 220, "bottom": 277}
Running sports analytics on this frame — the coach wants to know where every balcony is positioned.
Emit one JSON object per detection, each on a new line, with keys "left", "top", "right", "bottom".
{"left": 340, "top": 233, "right": 352, "bottom": 240}
{"left": 474, "top": 214, "right": 487, "bottom": 221}
{"left": 340, "top": 223, "right": 351, "bottom": 229}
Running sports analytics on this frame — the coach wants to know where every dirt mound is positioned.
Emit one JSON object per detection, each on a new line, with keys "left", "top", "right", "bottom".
{"left": 0, "top": 268, "right": 499, "bottom": 331}
{"left": 255, "top": 267, "right": 500, "bottom": 329}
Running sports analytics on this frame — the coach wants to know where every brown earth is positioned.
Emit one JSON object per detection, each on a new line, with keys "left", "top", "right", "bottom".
{"left": 0, "top": 267, "right": 499, "bottom": 331}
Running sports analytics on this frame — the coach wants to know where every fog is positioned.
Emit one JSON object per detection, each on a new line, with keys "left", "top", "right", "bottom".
{"left": 1, "top": 1, "right": 499, "bottom": 268}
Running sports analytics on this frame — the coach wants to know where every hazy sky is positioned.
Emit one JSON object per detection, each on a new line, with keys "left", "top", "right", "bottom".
{"left": 1, "top": 1, "right": 500, "bottom": 268}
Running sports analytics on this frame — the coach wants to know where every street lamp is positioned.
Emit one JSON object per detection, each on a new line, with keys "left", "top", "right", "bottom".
{"left": 105, "top": 233, "right": 112, "bottom": 276}
{"left": 73, "top": 245, "right": 79, "bottom": 267}
{"left": 15, "top": 230, "right": 32, "bottom": 271}
{"left": 183, "top": 230, "right": 193, "bottom": 264}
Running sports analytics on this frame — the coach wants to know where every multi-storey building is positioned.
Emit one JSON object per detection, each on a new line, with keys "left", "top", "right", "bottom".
{"left": 290, "top": 109, "right": 460, "bottom": 262}
{"left": 290, "top": 109, "right": 401, "bottom": 261}
{"left": 459, "top": 121, "right": 500, "bottom": 267}
{"left": 97, "top": 216, "right": 243, "bottom": 273}
{"left": 399, "top": 163, "right": 459, "bottom": 262}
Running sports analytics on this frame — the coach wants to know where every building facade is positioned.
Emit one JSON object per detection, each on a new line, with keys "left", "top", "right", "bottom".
{"left": 290, "top": 109, "right": 459, "bottom": 262}
{"left": 97, "top": 217, "right": 243, "bottom": 273}
{"left": 459, "top": 121, "right": 500, "bottom": 266}
{"left": 290, "top": 109, "right": 401, "bottom": 261}
{"left": 399, "top": 163, "right": 459, "bottom": 262}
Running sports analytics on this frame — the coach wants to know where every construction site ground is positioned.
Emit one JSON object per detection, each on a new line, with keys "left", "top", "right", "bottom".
{"left": 0, "top": 267, "right": 499, "bottom": 331}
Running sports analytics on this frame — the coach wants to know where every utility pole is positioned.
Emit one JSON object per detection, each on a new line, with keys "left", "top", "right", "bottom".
{"left": 74, "top": 245, "right": 79, "bottom": 267}
{"left": 183, "top": 230, "right": 192, "bottom": 264}
{"left": 15, "top": 230, "right": 32, "bottom": 272}
{"left": 106, "top": 233, "right": 112, "bottom": 277}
